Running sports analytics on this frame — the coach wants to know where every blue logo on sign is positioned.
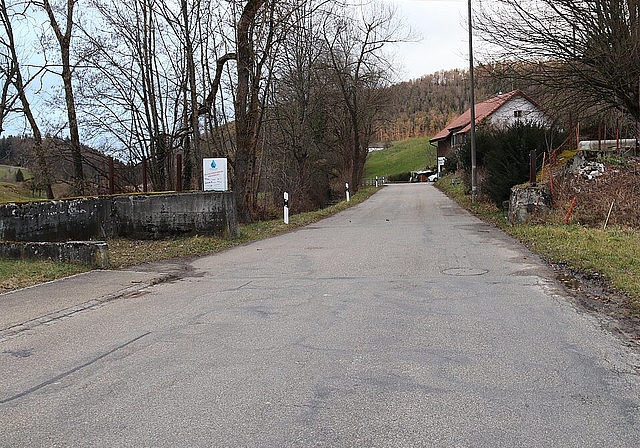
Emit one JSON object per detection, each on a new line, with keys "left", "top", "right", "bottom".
{"left": 210, "top": 160, "right": 217, "bottom": 169}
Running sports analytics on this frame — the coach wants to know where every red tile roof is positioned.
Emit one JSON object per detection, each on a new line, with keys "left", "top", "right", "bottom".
{"left": 430, "top": 90, "right": 533, "bottom": 142}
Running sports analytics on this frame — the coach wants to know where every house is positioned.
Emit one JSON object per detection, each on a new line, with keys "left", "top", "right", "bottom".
{"left": 429, "top": 90, "right": 550, "bottom": 161}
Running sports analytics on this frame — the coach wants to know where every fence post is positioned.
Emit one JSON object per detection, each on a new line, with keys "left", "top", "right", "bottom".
{"left": 176, "top": 153, "right": 182, "bottom": 192}
{"left": 529, "top": 149, "right": 537, "bottom": 184}
{"left": 108, "top": 157, "right": 115, "bottom": 195}
{"left": 142, "top": 158, "right": 148, "bottom": 193}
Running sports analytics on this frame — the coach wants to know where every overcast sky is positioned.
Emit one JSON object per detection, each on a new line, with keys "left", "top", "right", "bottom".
{"left": 390, "top": 0, "right": 469, "bottom": 80}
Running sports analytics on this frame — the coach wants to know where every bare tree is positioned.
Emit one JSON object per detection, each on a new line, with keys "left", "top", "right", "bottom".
{"left": 0, "top": 0, "right": 20, "bottom": 136}
{"left": 79, "top": 0, "right": 236, "bottom": 192}
{"left": 232, "top": 0, "right": 269, "bottom": 222}
{"left": 0, "top": 0, "right": 54, "bottom": 198}
{"left": 320, "top": 0, "right": 404, "bottom": 191}
{"left": 263, "top": 0, "right": 334, "bottom": 211}
{"left": 80, "top": 0, "right": 186, "bottom": 191}
{"left": 33, "top": 0, "right": 85, "bottom": 195}
{"left": 475, "top": 0, "right": 640, "bottom": 122}
{"left": 200, "top": 0, "right": 289, "bottom": 222}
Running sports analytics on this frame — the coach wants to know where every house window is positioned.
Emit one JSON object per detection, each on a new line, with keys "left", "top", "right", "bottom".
{"left": 514, "top": 110, "right": 523, "bottom": 118}
{"left": 452, "top": 133, "right": 466, "bottom": 147}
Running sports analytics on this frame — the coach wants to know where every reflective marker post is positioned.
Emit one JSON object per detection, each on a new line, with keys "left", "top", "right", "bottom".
{"left": 346, "top": 183, "right": 350, "bottom": 202}
{"left": 283, "top": 192, "right": 289, "bottom": 224}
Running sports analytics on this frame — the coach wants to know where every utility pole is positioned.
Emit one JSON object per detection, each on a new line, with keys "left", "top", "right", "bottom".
{"left": 468, "top": 0, "right": 477, "bottom": 203}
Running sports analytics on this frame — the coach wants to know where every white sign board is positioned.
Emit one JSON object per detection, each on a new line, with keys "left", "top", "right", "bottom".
{"left": 203, "top": 158, "right": 228, "bottom": 191}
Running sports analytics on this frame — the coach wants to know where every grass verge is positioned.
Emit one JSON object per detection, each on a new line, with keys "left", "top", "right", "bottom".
{"left": 0, "top": 259, "right": 88, "bottom": 293}
{"left": 0, "top": 187, "right": 380, "bottom": 292}
{"left": 436, "top": 174, "right": 640, "bottom": 312}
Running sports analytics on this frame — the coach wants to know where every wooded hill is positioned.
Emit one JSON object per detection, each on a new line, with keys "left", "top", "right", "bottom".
{"left": 374, "top": 67, "right": 532, "bottom": 143}
{"left": 376, "top": 63, "right": 640, "bottom": 146}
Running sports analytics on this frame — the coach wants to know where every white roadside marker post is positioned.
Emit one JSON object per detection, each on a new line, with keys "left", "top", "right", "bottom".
{"left": 283, "top": 192, "right": 289, "bottom": 224}
{"left": 346, "top": 183, "right": 350, "bottom": 202}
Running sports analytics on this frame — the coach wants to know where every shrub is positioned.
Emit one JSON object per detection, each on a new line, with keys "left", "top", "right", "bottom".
{"left": 388, "top": 171, "right": 412, "bottom": 182}
{"left": 442, "top": 154, "right": 458, "bottom": 174}
{"left": 458, "top": 121, "right": 564, "bottom": 206}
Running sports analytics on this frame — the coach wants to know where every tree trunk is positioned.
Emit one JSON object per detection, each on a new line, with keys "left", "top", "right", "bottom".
{"left": 182, "top": 0, "right": 202, "bottom": 189}
{"left": 42, "top": 0, "right": 84, "bottom": 195}
{"left": 234, "top": 0, "right": 266, "bottom": 222}
{"left": 61, "top": 46, "right": 84, "bottom": 196}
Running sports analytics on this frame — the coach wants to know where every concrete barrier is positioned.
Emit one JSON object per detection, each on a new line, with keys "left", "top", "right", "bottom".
{"left": 111, "top": 192, "right": 238, "bottom": 240}
{"left": 0, "top": 191, "right": 239, "bottom": 242}
{"left": 0, "top": 241, "right": 109, "bottom": 268}
{"left": 0, "top": 191, "right": 239, "bottom": 266}
{"left": 0, "top": 197, "right": 109, "bottom": 242}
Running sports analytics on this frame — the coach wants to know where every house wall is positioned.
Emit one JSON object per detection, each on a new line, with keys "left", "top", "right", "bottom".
{"left": 489, "top": 97, "right": 550, "bottom": 128}
{"left": 437, "top": 140, "right": 452, "bottom": 158}
{"left": 433, "top": 94, "right": 551, "bottom": 162}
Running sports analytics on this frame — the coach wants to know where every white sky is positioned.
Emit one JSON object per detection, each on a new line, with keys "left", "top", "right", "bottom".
{"left": 390, "top": 0, "right": 470, "bottom": 80}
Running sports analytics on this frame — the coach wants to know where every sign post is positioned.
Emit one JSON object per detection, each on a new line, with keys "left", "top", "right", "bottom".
{"left": 203, "top": 158, "right": 228, "bottom": 191}
{"left": 438, "top": 156, "right": 446, "bottom": 177}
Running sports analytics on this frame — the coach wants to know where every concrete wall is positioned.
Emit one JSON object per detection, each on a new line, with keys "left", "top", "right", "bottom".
{"left": 112, "top": 192, "right": 238, "bottom": 239}
{"left": 0, "top": 191, "right": 239, "bottom": 242}
{"left": 0, "top": 197, "right": 110, "bottom": 242}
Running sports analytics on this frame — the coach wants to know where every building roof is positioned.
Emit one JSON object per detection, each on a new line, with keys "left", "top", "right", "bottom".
{"left": 430, "top": 90, "right": 537, "bottom": 142}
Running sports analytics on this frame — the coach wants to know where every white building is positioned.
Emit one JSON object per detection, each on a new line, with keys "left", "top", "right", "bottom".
{"left": 429, "top": 90, "right": 551, "bottom": 160}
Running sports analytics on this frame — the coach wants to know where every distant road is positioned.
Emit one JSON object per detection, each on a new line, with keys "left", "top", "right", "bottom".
{"left": 2, "top": 183, "right": 639, "bottom": 447}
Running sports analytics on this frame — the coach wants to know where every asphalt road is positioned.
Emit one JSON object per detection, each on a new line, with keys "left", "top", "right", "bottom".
{"left": 2, "top": 183, "right": 640, "bottom": 447}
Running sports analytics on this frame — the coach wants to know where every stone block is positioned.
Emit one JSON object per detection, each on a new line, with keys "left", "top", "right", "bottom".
{"left": 508, "top": 184, "right": 551, "bottom": 225}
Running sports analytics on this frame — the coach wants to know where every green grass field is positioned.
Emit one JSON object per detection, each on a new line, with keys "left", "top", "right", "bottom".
{"left": 364, "top": 137, "right": 436, "bottom": 178}
{"left": 0, "top": 164, "right": 32, "bottom": 183}
{"left": 0, "top": 165, "right": 42, "bottom": 203}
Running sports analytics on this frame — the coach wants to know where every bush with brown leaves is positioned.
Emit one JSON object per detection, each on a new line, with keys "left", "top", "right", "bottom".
{"left": 549, "top": 157, "right": 640, "bottom": 228}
